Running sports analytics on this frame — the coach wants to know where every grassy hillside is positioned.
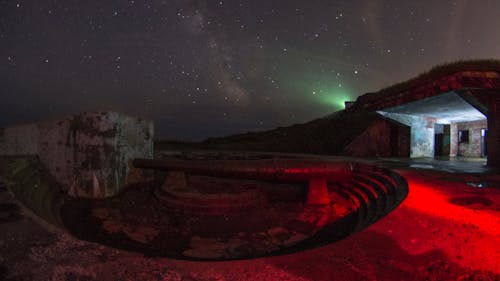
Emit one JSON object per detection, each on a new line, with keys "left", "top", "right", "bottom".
{"left": 357, "top": 59, "right": 500, "bottom": 105}
{"left": 156, "top": 110, "right": 380, "bottom": 155}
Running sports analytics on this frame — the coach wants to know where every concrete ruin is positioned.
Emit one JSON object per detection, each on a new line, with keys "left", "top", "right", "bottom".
{"left": 0, "top": 111, "right": 153, "bottom": 198}
{"left": 199, "top": 61, "right": 500, "bottom": 167}
{"left": 2, "top": 62, "right": 500, "bottom": 202}
{"left": 352, "top": 69, "right": 499, "bottom": 166}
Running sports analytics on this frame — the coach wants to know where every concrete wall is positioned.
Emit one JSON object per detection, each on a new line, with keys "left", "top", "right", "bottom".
{"left": 342, "top": 116, "right": 410, "bottom": 157}
{"left": 0, "top": 111, "right": 154, "bottom": 198}
{"left": 377, "top": 112, "right": 435, "bottom": 158}
{"left": 454, "top": 120, "right": 487, "bottom": 157}
{"left": 450, "top": 123, "right": 458, "bottom": 156}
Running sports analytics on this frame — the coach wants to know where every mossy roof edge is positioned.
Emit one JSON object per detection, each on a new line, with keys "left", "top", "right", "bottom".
{"left": 358, "top": 59, "right": 500, "bottom": 102}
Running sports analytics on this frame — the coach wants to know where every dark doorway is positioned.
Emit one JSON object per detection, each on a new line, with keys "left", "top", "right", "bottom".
{"left": 435, "top": 133, "right": 443, "bottom": 156}
{"left": 434, "top": 123, "right": 449, "bottom": 157}
{"left": 443, "top": 124, "right": 451, "bottom": 156}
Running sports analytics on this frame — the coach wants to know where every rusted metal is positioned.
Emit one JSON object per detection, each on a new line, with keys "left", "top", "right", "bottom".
{"left": 132, "top": 158, "right": 353, "bottom": 183}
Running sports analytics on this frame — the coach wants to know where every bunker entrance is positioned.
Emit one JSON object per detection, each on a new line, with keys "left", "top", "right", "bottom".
{"left": 378, "top": 91, "right": 487, "bottom": 161}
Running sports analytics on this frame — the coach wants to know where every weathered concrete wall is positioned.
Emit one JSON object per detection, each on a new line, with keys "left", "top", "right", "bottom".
{"left": 342, "top": 116, "right": 410, "bottom": 157}
{"left": 0, "top": 111, "right": 154, "bottom": 198}
{"left": 455, "top": 120, "right": 487, "bottom": 157}
{"left": 0, "top": 124, "right": 39, "bottom": 155}
{"left": 450, "top": 123, "right": 458, "bottom": 156}
{"left": 377, "top": 112, "right": 435, "bottom": 158}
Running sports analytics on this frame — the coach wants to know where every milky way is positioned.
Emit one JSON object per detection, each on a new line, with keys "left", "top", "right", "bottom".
{"left": 1, "top": 0, "right": 500, "bottom": 140}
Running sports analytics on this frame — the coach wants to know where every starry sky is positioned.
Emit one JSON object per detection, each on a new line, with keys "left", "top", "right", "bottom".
{"left": 1, "top": 1, "right": 500, "bottom": 140}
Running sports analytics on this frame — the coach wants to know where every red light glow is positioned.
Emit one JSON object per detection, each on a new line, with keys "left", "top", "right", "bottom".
{"left": 392, "top": 170, "right": 500, "bottom": 273}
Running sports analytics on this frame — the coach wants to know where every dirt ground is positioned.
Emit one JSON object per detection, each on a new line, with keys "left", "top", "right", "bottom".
{"left": 1, "top": 167, "right": 499, "bottom": 281}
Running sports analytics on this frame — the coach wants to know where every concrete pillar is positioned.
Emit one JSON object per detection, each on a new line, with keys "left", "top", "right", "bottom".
{"left": 450, "top": 123, "right": 458, "bottom": 157}
{"left": 307, "top": 177, "right": 330, "bottom": 205}
{"left": 487, "top": 101, "right": 500, "bottom": 167}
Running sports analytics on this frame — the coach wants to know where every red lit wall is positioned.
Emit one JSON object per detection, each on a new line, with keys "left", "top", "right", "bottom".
{"left": 342, "top": 117, "right": 410, "bottom": 157}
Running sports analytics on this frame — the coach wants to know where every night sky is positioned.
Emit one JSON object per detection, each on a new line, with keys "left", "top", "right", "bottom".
{"left": 1, "top": 1, "right": 500, "bottom": 140}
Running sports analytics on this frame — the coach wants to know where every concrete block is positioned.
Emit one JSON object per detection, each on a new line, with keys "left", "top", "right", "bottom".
{"left": 0, "top": 111, "right": 154, "bottom": 198}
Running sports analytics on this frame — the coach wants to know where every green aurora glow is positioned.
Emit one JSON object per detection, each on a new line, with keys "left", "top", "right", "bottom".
{"left": 272, "top": 53, "right": 354, "bottom": 112}
{"left": 316, "top": 90, "right": 352, "bottom": 109}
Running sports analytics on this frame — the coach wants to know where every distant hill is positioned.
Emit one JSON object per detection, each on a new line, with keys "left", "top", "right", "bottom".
{"left": 156, "top": 110, "right": 383, "bottom": 155}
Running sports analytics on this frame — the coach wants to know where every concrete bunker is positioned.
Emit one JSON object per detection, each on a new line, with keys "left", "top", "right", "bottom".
{"left": 193, "top": 61, "right": 500, "bottom": 168}
{"left": 0, "top": 111, "right": 154, "bottom": 198}
{"left": 377, "top": 91, "right": 487, "bottom": 159}
{"left": 350, "top": 64, "right": 500, "bottom": 167}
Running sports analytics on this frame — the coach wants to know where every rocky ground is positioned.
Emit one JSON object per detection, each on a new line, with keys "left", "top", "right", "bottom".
{"left": 1, "top": 167, "right": 500, "bottom": 281}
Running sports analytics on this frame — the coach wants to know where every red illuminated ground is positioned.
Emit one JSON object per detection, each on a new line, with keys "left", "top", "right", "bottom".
{"left": 1, "top": 165, "right": 499, "bottom": 280}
